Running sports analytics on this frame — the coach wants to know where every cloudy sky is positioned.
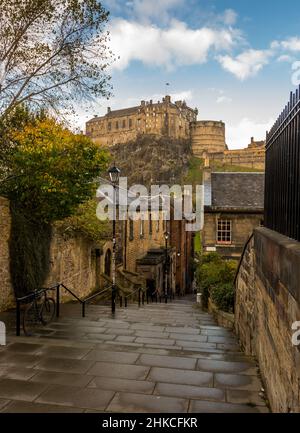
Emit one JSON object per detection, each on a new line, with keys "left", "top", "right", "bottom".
{"left": 79, "top": 0, "right": 300, "bottom": 149}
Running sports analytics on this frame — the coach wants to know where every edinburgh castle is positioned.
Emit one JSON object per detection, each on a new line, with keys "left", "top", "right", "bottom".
{"left": 86, "top": 95, "right": 265, "bottom": 170}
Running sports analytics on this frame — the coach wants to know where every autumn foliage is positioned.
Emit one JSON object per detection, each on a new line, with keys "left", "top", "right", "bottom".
{"left": 2, "top": 117, "right": 109, "bottom": 222}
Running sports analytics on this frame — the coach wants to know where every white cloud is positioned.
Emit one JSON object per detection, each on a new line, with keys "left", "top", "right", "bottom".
{"left": 216, "top": 95, "right": 232, "bottom": 104}
{"left": 277, "top": 54, "right": 294, "bottom": 63}
{"left": 271, "top": 37, "right": 300, "bottom": 52}
{"left": 218, "top": 49, "right": 272, "bottom": 80}
{"left": 226, "top": 117, "right": 274, "bottom": 149}
{"left": 222, "top": 9, "right": 238, "bottom": 26}
{"left": 133, "top": 0, "right": 184, "bottom": 24}
{"left": 109, "top": 18, "right": 240, "bottom": 71}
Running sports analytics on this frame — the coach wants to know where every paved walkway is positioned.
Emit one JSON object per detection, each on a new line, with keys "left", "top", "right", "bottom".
{"left": 0, "top": 296, "right": 269, "bottom": 413}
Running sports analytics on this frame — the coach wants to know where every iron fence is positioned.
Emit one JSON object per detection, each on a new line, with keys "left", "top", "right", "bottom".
{"left": 265, "top": 87, "right": 300, "bottom": 241}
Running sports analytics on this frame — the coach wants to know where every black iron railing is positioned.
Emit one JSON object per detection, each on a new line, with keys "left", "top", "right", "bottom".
{"left": 15, "top": 281, "right": 158, "bottom": 336}
{"left": 265, "top": 87, "right": 300, "bottom": 241}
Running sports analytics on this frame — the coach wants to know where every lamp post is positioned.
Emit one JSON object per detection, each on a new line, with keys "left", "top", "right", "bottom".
{"left": 164, "top": 231, "right": 169, "bottom": 304}
{"left": 108, "top": 165, "right": 120, "bottom": 314}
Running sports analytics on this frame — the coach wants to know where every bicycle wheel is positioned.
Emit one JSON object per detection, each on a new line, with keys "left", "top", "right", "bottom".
{"left": 23, "top": 301, "right": 41, "bottom": 336}
{"left": 41, "top": 297, "right": 56, "bottom": 325}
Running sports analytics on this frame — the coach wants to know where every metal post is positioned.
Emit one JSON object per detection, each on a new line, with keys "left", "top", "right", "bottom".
{"left": 142, "top": 292, "right": 145, "bottom": 305}
{"left": 112, "top": 185, "right": 116, "bottom": 315}
{"left": 56, "top": 284, "right": 60, "bottom": 318}
{"left": 16, "top": 300, "right": 20, "bottom": 336}
{"left": 164, "top": 235, "right": 168, "bottom": 304}
{"left": 138, "top": 288, "right": 141, "bottom": 307}
{"left": 82, "top": 302, "right": 85, "bottom": 318}
{"left": 120, "top": 296, "right": 122, "bottom": 308}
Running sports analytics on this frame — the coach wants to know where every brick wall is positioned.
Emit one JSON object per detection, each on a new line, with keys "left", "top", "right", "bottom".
{"left": 235, "top": 227, "right": 300, "bottom": 412}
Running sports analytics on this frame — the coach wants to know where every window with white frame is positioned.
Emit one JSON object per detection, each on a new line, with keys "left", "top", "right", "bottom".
{"left": 217, "top": 220, "right": 232, "bottom": 244}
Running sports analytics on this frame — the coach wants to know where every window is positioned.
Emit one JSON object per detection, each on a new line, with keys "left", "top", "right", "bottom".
{"left": 129, "top": 119, "right": 132, "bottom": 128}
{"left": 129, "top": 220, "right": 134, "bottom": 241}
{"left": 217, "top": 220, "right": 232, "bottom": 244}
{"left": 108, "top": 122, "right": 111, "bottom": 131}
{"left": 122, "top": 119, "right": 126, "bottom": 128}
{"left": 115, "top": 121, "right": 119, "bottom": 129}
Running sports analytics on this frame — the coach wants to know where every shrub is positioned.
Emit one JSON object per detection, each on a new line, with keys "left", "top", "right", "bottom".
{"left": 195, "top": 252, "right": 237, "bottom": 312}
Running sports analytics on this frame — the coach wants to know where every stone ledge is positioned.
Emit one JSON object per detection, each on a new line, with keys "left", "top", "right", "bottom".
{"left": 254, "top": 227, "right": 300, "bottom": 303}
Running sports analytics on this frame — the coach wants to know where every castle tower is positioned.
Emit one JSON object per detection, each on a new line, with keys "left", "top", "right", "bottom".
{"left": 191, "top": 120, "right": 226, "bottom": 157}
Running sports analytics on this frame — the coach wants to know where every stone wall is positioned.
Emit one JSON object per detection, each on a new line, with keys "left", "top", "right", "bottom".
{"left": 43, "top": 228, "right": 104, "bottom": 302}
{"left": 202, "top": 211, "right": 263, "bottom": 259}
{"left": 0, "top": 197, "right": 107, "bottom": 311}
{"left": 0, "top": 198, "right": 14, "bottom": 311}
{"left": 235, "top": 227, "right": 300, "bottom": 412}
{"left": 191, "top": 120, "right": 226, "bottom": 157}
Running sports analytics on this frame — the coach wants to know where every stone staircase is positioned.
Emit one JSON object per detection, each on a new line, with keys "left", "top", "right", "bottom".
{"left": 0, "top": 296, "right": 269, "bottom": 413}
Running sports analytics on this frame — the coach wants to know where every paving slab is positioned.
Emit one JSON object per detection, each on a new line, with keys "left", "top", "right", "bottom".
{"left": 214, "top": 373, "right": 262, "bottom": 391}
{"left": 226, "top": 389, "right": 267, "bottom": 407}
{"left": 0, "top": 378, "right": 48, "bottom": 402}
{"left": 34, "top": 357, "right": 95, "bottom": 374}
{"left": 30, "top": 371, "right": 94, "bottom": 387}
{"left": 197, "top": 359, "right": 258, "bottom": 375}
{"left": 36, "top": 385, "right": 114, "bottom": 410}
{"left": 0, "top": 366, "right": 37, "bottom": 381}
{"left": 107, "top": 392, "right": 189, "bottom": 413}
{"left": 87, "top": 362, "right": 150, "bottom": 380}
{"left": 138, "top": 354, "right": 196, "bottom": 370}
{"left": 189, "top": 400, "right": 268, "bottom": 413}
{"left": 88, "top": 377, "right": 155, "bottom": 394}
{"left": 154, "top": 383, "right": 225, "bottom": 402}
{"left": 148, "top": 367, "right": 213, "bottom": 387}
{"left": 2, "top": 401, "right": 85, "bottom": 413}
{"left": 83, "top": 350, "right": 140, "bottom": 364}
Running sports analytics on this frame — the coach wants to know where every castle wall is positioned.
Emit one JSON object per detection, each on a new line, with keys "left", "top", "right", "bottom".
{"left": 86, "top": 96, "right": 197, "bottom": 147}
{"left": 191, "top": 120, "right": 226, "bottom": 157}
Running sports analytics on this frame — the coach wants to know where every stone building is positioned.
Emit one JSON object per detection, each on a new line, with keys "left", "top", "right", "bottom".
{"left": 119, "top": 200, "right": 194, "bottom": 297}
{"left": 191, "top": 120, "right": 227, "bottom": 155}
{"left": 202, "top": 171, "right": 264, "bottom": 259}
{"left": 86, "top": 95, "right": 198, "bottom": 147}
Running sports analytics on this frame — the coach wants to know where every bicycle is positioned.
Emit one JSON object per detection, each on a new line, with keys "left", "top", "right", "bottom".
{"left": 23, "top": 288, "right": 56, "bottom": 336}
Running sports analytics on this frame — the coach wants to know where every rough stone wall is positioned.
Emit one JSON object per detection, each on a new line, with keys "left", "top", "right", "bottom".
{"left": 44, "top": 228, "right": 101, "bottom": 302}
{"left": 0, "top": 197, "right": 14, "bottom": 311}
{"left": 235, "top": 227, "right": 300, "bottom": 412}
{"left": 0, "top": 197, "right": 107, "bottom": 311}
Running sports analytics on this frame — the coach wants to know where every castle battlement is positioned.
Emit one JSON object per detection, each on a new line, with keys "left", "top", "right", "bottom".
{"left": 86, "top": 95, "right": 198, "bottom": 147}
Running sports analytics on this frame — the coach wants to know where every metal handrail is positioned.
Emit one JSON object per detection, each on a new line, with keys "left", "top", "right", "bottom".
{"left": 16, "top": 278, "right": 150, "bottom": 336}
{"left": 124, "top": 285, "right": 146, "bottom": 307}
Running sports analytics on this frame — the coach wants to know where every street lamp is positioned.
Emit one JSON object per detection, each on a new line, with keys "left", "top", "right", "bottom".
{"left": 108, "top": 165, "right": 120, "bottom": 314}
{"left": 164, "top": 231, "right": 169, "bottom": 304}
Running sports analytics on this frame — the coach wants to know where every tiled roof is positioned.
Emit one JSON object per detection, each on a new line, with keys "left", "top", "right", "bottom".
{"left": 210, "top": 172, "right": 265, "bottom": 209}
